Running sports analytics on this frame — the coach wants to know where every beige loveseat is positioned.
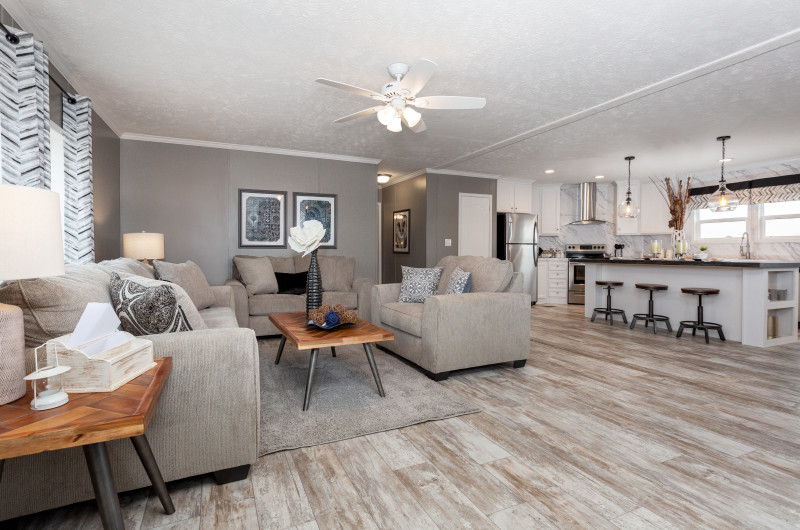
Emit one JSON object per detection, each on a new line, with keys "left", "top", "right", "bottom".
{"left": 226, "top": 255, "right": 373, "bottom": 336}
{"left": 0, "top": 258, "right": 260, "bottom": 521}
{"left": 371, "top": 255, "right": 531, "bottom": 380}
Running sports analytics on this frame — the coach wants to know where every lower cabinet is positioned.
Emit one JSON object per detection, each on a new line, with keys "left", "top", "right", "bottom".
{"left": 538, "top": 259, "right": 568, "bottom": 304}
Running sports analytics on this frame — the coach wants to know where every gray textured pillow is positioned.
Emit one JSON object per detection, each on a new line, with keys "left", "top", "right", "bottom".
{"left": 233, "top": 256, "right": 279, "bottom": 297}
{"left": 109, "top": 272, "right": 192, "bottom": 336}
{"left": 398, "top": 266, "right": 444, "bottom": 303}
{"left": 445, "top": 267, "right": 472, "bottom": 294}
{"left": 115, "top": 272, "right": 206, "bottom": 331}
{"left": 153, "top": 260, "right": 215, "bottom": 309}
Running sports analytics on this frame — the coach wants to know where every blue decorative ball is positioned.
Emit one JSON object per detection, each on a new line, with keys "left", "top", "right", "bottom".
{"left": 324, "top": 311, "right": 340, "bottom": 327}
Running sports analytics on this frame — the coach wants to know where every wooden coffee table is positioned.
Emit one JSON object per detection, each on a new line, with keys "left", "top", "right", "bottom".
{"left": 0, "top": 358, "right": 174, "bottom": 529}
{"left": 269, "top": 312, "right": 394, "bottom": 411}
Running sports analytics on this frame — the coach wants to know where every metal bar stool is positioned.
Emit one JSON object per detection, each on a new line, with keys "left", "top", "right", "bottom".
{"left": 677, "top": 288, "right": 725, "bottom": 344}
{"left": 630, "top": 284, "right": 672, "bottom": 334}
{"left": 591, "top": 281, "right": 627, "bottom": 325}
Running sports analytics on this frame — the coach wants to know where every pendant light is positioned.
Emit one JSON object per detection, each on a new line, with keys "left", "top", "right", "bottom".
{"left": 617, "top": 156, "right": 639, "bottom": 218}
{"left": 708, "top": 135, "right": 739, "bottom": 212}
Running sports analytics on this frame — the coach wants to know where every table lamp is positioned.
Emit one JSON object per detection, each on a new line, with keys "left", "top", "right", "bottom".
{"left": 0, "top": 185, "right": 65, "bottom": 405}
{"left": 123, "top": 231, "right": 164, "bottom": 264}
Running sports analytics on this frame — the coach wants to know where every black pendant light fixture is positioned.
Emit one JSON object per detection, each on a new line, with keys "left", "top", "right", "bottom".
{"left": 617, "top": 156, "right": 639, "bottom": 218}
{"left": 708, "top": 135, "right": 739, "bottom": 212}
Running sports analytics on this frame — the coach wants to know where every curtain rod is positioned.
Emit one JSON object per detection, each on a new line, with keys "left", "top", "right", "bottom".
{"left": 689, "top": 173, "right": 800, "bottom": 196}
{"left": 0, "top": 20, "right": 77, "bottom": 104}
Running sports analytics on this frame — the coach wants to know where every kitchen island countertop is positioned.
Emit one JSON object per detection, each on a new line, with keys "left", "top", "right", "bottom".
{"left": 570, "top": 258, "right": 800, "bottom": 269}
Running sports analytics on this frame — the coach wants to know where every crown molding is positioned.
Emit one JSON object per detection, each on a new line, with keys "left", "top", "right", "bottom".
{"left": 425, "top": 168, "right": 503, "bottom": 180}
{"left": 120, "top": 133, "right": 382, "bottom": 164}
{"left": 1, "top": 0, "right": 125, "bottom": 137}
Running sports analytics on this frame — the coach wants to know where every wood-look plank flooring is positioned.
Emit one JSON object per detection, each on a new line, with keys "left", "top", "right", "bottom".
{"left": 9, "top": 305, "right": 800, "bottom": 529}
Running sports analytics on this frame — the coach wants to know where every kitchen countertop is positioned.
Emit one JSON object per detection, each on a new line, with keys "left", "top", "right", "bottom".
{"left": 570, "top": 258, "right": 800, "bottom": 268}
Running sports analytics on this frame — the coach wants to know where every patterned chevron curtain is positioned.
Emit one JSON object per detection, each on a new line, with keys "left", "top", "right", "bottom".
{"left": 689, "top": 181, "right": 800, "bottom": 210}
{"left": 62, "top": 95, "right": 94, "bottom": 264}
{"left": 0, "top": 27, "right": 50, "bottom": 188}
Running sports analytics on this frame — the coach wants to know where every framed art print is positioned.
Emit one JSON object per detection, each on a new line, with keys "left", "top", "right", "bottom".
{"left": 294, "top": 193, "right": 337, "bottom": 248}
{"left": 393, "top": 209, "right": 410, "bottom": 253}
{"left": 239, "top": 189, "right": 287, "bottom": 248}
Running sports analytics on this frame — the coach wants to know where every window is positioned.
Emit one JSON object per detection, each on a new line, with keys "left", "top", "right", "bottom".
{"left": 760, "top": 200, "right": 800, "bottom": 239}
{"left": 694, "top": 206, "right": 748, "bottom": 240}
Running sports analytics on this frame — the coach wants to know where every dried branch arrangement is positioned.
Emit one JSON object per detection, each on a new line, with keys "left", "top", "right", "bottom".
{"left": 649, "top": 176, "right": 692, "bottom": 230}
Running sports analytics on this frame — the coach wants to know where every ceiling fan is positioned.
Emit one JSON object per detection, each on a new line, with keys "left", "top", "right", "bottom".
{"left": 315, "top": 59, "right": 486, "bottom": 133}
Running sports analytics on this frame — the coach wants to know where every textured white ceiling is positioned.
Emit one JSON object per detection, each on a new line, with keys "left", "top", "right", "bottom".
{"left": 9, "top": 0, "right": 800, "bottom": 183}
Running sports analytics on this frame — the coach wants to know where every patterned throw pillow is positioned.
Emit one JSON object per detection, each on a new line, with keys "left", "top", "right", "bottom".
{"left": 398, "top": 266, "right": 444, "bottom": 303}
{"left": 445, "top": 266, "right": 472, "bottom": 294}
{"left": 109, "top": 272, "right": 193, "bottom": 336}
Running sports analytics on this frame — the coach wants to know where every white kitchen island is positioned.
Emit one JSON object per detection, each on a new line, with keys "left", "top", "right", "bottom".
{"left": 582, "top": 259, "right": 799, "bottom": 347}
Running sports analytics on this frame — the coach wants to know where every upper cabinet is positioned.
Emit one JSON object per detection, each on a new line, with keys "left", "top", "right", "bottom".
{"left": 497, "top": 180, "right": 532, "bottom": 214}
{"left": 613, "top": 180, "right": 672, "bottom": 235}
{"left": 532, "top": 186, "right": 562, "bottom": 236}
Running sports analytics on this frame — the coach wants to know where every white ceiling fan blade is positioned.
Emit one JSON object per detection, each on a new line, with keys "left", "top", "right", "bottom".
{"left": 397, "top": 59, "right": 437, "bottom": 96}
{"left": 333, "top": 106, "right": 384, "bottom": 123}
{"left": 402, "top": 115, "right": 427, "bottom": 133}
{"left": 413, "top": 96, "right": 486, "bottom": 110}
{"left": 316, "top": 78, "right": 387, "bottom": 101}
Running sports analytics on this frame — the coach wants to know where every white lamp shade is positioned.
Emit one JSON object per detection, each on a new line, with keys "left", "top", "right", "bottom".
{"left": 0, "top": 185, "right": 65, "bottom": 280}
{"left": 123, "top": 232, "right": 165, "bottom": 260}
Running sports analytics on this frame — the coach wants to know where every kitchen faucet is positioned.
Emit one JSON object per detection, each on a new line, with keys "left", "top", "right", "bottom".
{"left": 740, "top": 232, "right": 751, "bottom": 259}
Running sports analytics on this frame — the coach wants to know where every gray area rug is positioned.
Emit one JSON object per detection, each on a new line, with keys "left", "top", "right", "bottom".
{"left": 258, "top": 338, "right": 479, "bottom": 455}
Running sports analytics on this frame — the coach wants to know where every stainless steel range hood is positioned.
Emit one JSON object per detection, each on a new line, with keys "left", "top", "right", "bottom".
{"left": 569, "top": 182, "right": 607, "bottom": 225}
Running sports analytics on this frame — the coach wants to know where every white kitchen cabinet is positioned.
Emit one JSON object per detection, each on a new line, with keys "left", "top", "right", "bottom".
{"left": 537, "top": 259, "right": 548, "bottom": 302}
{"left": 639, "top": 181, "right": 672, "bottom": 234}
{"left": 614, "top": 180, "right": 641, "bottom": 235}
{"left": 537, "top": 258, "right": 568, "bottom": 304}
{"left": 497, "top": 180, "right": 533, "bottom": 213}
{"left": 538, "top": 186, "right": 562, "bottom": 236}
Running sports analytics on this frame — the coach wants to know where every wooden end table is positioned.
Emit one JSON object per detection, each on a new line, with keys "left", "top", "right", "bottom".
{"left": 0, "top": 358, "right": 174, "bottom": 530}
{"left": 269, "top": 312, "right": 394, "bottom": 411}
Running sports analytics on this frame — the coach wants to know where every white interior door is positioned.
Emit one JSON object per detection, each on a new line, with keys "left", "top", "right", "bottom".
{"left": 458, "top": 193, "right": 493, "bottom": 257}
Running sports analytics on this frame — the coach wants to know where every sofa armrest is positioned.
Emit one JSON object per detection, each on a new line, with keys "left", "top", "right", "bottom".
{"left": 421, "top": 292, "right": 531, "bottom": 373}
{"left": 225, "top": 279, "right": 250, "bottom": 328}
{"left": 143, "top": 327, "right": 260, "bottom": 468}
{"left": 210, "top": 285, "right": 235, "bottom": 312}
{"left": 370, "top": 283, "right": 401, "bottom": 325}
{"left": 352, "top": 277, "right": 373, "bottom": 321}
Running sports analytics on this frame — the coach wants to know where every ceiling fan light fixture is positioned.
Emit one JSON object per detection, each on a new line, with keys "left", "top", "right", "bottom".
{"left": 376, "top": 105, "right": 394, "bottom": 126}
{"left": 709, "top": 136, "right": 739, "bottom": 212}
{"left": 403, "top": 107, "right": 421, "bottom": 127}
{"left": 387, "top": 115, "right": 402, "bottom": 133}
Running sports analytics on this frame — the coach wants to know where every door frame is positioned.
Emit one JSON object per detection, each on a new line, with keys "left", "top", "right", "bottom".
{"left": 458, "top": 192, "right": 493, "bottom": 257}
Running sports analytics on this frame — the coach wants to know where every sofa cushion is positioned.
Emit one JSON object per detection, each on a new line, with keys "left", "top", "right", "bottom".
{"left": 198, "top": 306, "right": 239, "bottom": 329}
{"left": 269, "top": 257, "right": 296, "bottom": 274}
{"left": 445, "top": 266, "right": 472, "bottom": 294}
{"left": 275, "top": 272, "right": 307, "bottom": 295}
{"left": 109, "top": 272, "right": 193, "bottom": 335}
{"left": 249, "top": 293, "right": 306, "bottom": 315}
{"left": 153, "top": 260, "right": 215, "bottom": 310}
{"left": 436, "top": 256, "right": 513, "bottom": 294}
{"left": 234, "top": 256, "right": 279, "bottom": 296}
{"left": 0, "top": 264, "right": 112, "bottom": 347}
{"left": 398, "top": 266, "right": 443, "bottom": 303}
{"left": 97, "top": 257, "right": 155, "bottom": 279}
{"left": 322, "top": 291, "right": 358, "bottom": 310}
{"left": 380, "top": 302, "right": 424, "bottom": 337}
{"left": 113, "top": 272, "right": 207, "bottom": 331}
{"left": 318, "top": 256, "right": 355, "bottom": 292}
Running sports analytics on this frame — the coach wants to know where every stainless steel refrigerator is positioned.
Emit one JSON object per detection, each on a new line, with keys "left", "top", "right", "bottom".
{"left": 497, "top": 213, "right": 538, "bottom": 304}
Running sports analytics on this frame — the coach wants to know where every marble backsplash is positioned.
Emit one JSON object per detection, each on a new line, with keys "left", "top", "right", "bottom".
{"left": 539, "top": 182, "right": 800, "bottom": 261}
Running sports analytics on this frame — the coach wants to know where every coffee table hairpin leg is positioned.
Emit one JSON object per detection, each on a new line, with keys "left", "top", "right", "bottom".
{"left": 274, "top": 336, "right": 287, "bottom": 365}
{"left": 303, "top": 348, "right": 320, "bottom": 411}
{"left": 363, "top": 343, "right": 386, "bottom": 397}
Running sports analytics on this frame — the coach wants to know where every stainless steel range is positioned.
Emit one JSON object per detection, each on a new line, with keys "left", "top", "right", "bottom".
{"left": 565, "top": 243, "right": 607, "bottom": 305}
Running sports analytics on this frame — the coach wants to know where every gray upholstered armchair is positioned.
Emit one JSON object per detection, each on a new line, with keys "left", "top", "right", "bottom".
{"left": 371, "top": 256, "right": 531, "bottom": 380}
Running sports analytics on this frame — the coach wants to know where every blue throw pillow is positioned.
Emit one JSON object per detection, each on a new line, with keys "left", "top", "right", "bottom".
{"left": 398, "top": 266, "right": 444, "bottom": 303}
{"left": 445, "top": 266, "right": 472, "bottom": 294}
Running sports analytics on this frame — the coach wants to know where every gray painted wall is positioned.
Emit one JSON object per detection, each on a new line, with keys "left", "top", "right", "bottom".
{"left": 380, "top": 175, "right": 427, "bottom": 283}
{"left": 121, "top": 140, "right": 379, "bottom": 285}
{"left": 0, "top": 5, "right": 122, "bottom": 262}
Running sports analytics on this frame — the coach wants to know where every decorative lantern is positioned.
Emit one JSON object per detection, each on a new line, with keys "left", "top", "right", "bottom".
{"left": 23, "top": 345, "right": 71, "bottom": 410}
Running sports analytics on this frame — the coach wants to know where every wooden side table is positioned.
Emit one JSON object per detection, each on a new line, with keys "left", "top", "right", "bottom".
{"left": 269, "top": 312, "right": 393, "bottom": 411}
{"left": 0, "top": 358, "right": 174, "bottom": 529}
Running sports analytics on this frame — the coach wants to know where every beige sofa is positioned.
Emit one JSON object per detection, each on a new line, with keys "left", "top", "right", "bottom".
{"left": 0, "top": 258, "right": 260, "bottom": 521}
{"left": 371, "top": 256, "right": 531, "bottom": 380}
{"left": 226, "top": 254, "right": 373, "bottom": 336}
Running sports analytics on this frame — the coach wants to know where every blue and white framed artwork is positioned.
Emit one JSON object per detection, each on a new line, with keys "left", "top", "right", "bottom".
{"left": 294, "top": 192, "right": 337, "bottom": 248}
{"left": 239, "top": 189, "right": 287, "bottom": 248}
